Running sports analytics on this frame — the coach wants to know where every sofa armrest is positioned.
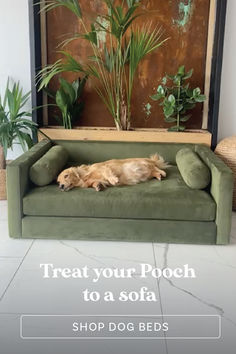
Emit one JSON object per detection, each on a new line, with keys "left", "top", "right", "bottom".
{"left": 195, "top": 145, "right": 234, "bottom": 244}
{"left": 7, "top": 139, "right": 52, "bottom": 238}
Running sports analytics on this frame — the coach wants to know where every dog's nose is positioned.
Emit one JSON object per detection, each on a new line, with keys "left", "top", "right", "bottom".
{"left": 59, "top": 184, "right": 65, "bottom": 190}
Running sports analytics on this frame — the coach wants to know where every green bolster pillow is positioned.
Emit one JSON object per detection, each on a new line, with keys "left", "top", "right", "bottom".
{"left": 30, "top": 145, "right": 68, "bottom": 186}
{"left": 176, "top": 148, "right": 211, "bottom": 190}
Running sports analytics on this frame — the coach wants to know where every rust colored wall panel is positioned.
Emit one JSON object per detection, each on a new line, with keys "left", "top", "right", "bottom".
{"left": 46, "top": 0, "right": 211, "bottom": 129}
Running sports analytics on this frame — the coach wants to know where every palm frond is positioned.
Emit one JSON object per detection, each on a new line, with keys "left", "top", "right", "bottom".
{"left": 128, "top": 25, "right": 167, "bottom": 81}
{"left": 102, "top": 0, "right": 141, "bottom": 39}
{"left": 126, "top": 0, "right": 141, "bottom": 8}
{"left": 40, "top": 0, "right": 82, "bottom": 19}
{"left": 38, "top": 52, "right": 85, "bottom": 90}
{"left": 37, "top": 60, "right": 64, "bottom": 89}
{"left": 59, "top": 26, "right": 98, "bottom": 49}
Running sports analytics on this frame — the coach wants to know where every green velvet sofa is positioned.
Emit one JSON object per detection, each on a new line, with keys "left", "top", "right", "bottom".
{"left": 7, "top": 139, "right": 234, "bottom": 244}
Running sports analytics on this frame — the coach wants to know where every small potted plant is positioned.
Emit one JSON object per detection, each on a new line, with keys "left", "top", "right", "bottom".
{"left": 45, "top": 76, "right": 87, "bottom": 129}
{"left": 0, "top": 79, "right": 37, "bottom": 199}
{"left": 150, "top": 65, "right": 206, "bottom": 132}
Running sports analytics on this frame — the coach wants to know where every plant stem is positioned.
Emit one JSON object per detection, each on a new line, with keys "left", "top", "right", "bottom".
{"left": 177, "top": 79, "right": 181, "bottom": 131}
{"left": 68, "top": 113, "right": 72, "bottom": 129}
{"left": 0, "top": 145, "right": 6, "bottom": 170}
{"left": 81, "top": 18, "right": 119, "bottom": 128}
{"left": 115, "top": 35, "right": 123, "bottom": 130}
{"left": 177, "top": 113, "right": 180, "bottom": 131}
{"left": 115, "top": 120, "right": 121, "bottom": 131}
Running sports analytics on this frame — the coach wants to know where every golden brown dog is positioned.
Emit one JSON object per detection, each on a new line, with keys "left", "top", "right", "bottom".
{"left": 57, "top": 154, "right": 169, "bottom": 192}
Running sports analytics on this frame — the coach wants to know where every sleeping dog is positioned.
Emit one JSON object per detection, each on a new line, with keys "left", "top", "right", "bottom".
{"left": 57, "top": 154, "right": 169, "bottom": 192}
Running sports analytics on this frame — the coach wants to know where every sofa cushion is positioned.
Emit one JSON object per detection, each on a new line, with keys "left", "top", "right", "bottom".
{"left": 30, "top": 145, "right": 68, "bottom": 186}
{"left": 176, "top": 148, "right": 211, "bottom": 189}
{"left": 55, "top": 140, "right": 196, "bottom": 165}
{"left": 23, "top": 167, "right": 216, "bottom": 221}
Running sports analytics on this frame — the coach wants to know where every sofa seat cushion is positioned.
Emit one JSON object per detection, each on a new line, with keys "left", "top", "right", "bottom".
{"left": 23, "top": 167, "right": 216, "bottom": 221}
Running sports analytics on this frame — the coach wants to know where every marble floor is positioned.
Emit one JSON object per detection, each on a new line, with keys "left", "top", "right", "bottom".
{"left": 0, "top": 200, "right": 236, "bottom": 354}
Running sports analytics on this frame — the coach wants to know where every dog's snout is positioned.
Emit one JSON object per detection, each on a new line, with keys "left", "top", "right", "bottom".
{"left": 59, "top": 184, "right": 65, "bottom": 190}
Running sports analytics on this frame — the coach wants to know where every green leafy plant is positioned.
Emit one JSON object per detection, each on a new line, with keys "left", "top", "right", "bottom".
{"left": 150, "top": 65, "right": 206, "bottom": 132}
{"left": 38, "top": 0, "right": 168, "bottom": 130}
{"left": 45, "top": 76, "right": 87, "bottom": 129}
{"left": 0, "top": 79, "right": 37, "bottom": 169}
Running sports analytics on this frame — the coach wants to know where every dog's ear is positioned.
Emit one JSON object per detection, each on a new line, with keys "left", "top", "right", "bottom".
{"left": 73, "top": 168, "right": 80, "bottom": 179}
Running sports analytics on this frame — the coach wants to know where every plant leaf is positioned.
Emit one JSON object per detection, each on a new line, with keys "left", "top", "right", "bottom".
{"left": 164, "top": 116, "right": 177, "bottom": 123}
{"left": 180, "top": 114, "right": 191, "bottom": 122}
{"left": 168, "top": 94, "right": 176, "bottom": 105}
{"left": 150, "top": 93, "right": 163, "bottom": 101}
{"left": 40, "top": 0, "right": 82, "bottom": 19}
{"left": 183, "top": 69, "right": 193, "bottom": 80}
{"left": 168, "top": 125, "right": 185, "bottom": 132}
{"left": 178, "top": 65, "right": 185, "bottom": 76}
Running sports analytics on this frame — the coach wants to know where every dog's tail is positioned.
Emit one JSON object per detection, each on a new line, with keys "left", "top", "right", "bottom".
{"left": 150, "top": 154, "right": 170, "bottom": 169}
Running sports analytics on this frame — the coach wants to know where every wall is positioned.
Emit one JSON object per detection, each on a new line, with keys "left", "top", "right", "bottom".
{"left": 0, "top": 0, "right": 235, "bottom": 160}
{"left": 218, "top": 0, "right": 236, "bottom": 141}
{"left": 0, "top": 0, "right": 32, "bottom": 159}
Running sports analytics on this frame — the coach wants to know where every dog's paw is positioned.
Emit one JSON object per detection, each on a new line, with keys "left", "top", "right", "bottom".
{"left": 160, "top": 170, "right": 166, "bottom": 178}
{"left": 109, "top": 176, "right": 119, "bottom": 185}
{"left": 153, "top": 172, "right": 162, "bottom": 181}
{"left": 153, "top": 170, "right": 166, "bottom": 180}
{"left": 95, "top": 183, "right": 105, "bottom": 192}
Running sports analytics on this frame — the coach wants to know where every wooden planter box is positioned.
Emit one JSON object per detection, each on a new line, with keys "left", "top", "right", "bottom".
{"left": 38, "top": 127, "right": 212, "bottom": 146}
{"left": 0, "top": 169, "right": 6, "bottom": 200}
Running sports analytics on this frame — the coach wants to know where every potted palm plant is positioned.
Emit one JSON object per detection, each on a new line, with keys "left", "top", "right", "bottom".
{"left": 39, "top": 0, "right": 167, "bottom": 131}
{"left": 0, "top": 79, "right": 37, "bottom": 199}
